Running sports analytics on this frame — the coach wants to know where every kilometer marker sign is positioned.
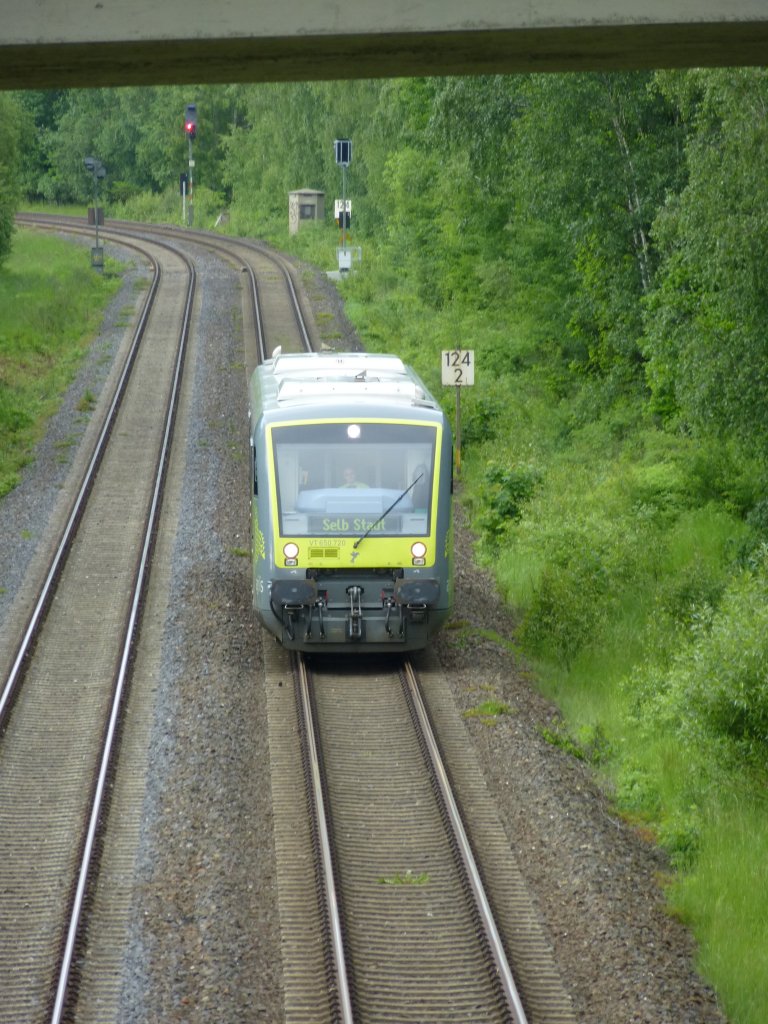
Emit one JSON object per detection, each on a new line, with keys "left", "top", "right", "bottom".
{"left": 441, "top": 349, "right": 474, "bottom": 475}
{"left": 441, "top": 348, "right": 475, "bottom": 386}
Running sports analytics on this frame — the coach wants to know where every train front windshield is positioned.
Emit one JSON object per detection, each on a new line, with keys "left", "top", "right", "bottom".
{"left": 271, "top": 421, "right": 437, "bottom": 538}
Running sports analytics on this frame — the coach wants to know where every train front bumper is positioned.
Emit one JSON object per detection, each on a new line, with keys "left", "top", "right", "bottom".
{"left": 268, "top": 576, "right": 443, "bottom": 649}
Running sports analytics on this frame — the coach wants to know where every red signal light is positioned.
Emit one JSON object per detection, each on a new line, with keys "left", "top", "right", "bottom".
{"left": 184, "top": 103, "right": 197, "bottom": 140}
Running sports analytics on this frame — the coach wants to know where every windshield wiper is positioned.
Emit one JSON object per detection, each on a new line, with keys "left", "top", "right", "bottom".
{"left": 353, "top": 473, "right": 424, "bottom": 549}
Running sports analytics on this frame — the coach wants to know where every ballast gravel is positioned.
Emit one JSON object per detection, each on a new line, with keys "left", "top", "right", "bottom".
{"left": 0, "top": 231, "right": 728, "bottom": 1023}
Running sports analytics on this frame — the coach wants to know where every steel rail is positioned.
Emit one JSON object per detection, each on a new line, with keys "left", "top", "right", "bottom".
{"left": 5, "top": 215, "right": 314, "bottom": 1019}
{"left": 92, "top": 217, "right": 314, "bottom": 359}
{"left": 17, "top": 214, "right": 315, "bottom": 360}
{"left": 0, "top": 231, "right": 160, "bottom": 730}
{"left": 249, "top": 258, "right": 268, "bottom": 363}
{"left": 218, "top": 235, "right": 312, "bottom": 358}
{"left": 50, "top": 243, "right": 197, "bottom": 1024}
{"left": 401, "top": 658, "right": 530, "bottom": 1024}
{"left": 295, "top": 654, "right": 355, "bottom": 1024}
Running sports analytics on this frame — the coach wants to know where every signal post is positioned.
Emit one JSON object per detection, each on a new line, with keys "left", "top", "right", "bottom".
{"left": 184, "top": 103, "right": 197, "bottom": 226}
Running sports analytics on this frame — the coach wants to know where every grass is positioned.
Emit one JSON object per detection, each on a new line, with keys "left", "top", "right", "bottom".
{"left": 463, "top": 699, "right": 513, "bottom": 725}
{"left": 338, "top": 235, "right": 768, "bottom": 1024}
{"left": 7, "top": 213, "right": 767, "bottom": 1022}
{"left": 76, "top": 389, "right": 97, "bottom": 413}
{"left": 0, "top": 228, "right": 123, "bottom": 496}
{"left": 668, "top": 793, "right": 768, "bottom": 1022}
{"left": 378, "top": 870, "right": 430, "bottom": 886}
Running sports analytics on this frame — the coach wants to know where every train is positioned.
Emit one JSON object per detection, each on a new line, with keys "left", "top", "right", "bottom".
{"left": 249, "top": 351, "right": 453, "bottom": 652}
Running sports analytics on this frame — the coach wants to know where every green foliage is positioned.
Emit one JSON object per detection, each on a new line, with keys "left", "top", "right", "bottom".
{"left": 7, "top": 67, "right": 768, "bottom": 1022}
{"left": 464, "top": 699, "right": 512, "bottom": 724}
{"left": 0, "top": 230, "right": 122, "bottom": 495}
{"left": 643, "top": 68, "right": 768, "bottom": 449}
{"left": 113, "top": 184, "right": 227, "bottom": 230}
{"left": 676, "top": 555, "right": 768, "bottom": 762}
{"left": 540, "top": 721, "right": 611, "bottom": 764}
{"left": 474, "top": 460, "right": 541, "bottom": 541}
{"left": 518, "top": 547, "right": 613, "bottom": 668}
{"left": 510, "top": 73, "right": 684, "bottom": 379}
{"left": 667, "top": 801, "right": 768, "bottom": 1024}
{"left": 15, "top": 85, "right": 246, "bottom": 206}
{"left": 658, "top": 806, "right": 703, "bottom": 871}
{"left": 378, "top": 869, "right": 430, "bottom": 886}
{"left": 0, "top": 93, "right": 23, "bottom": 267}
{"left": 223, "top": 80, "right": 382, "bottom": 235}
{"left": 615, "top": 758, "right": 663, "bottom": 815}
{"left": 625, "top": 549, "right": 768, "bottom": 769}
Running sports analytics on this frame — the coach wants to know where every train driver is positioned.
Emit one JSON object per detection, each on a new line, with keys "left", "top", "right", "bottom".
{"left": 341, "top": 466, "right": 369, "bottom": 488}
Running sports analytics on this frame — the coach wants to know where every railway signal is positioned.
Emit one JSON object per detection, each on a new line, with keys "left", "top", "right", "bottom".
{"left": 334, "top": 138, "right": 352, "bottom": 167}
{"left": 184, "top": 103, "right": 197, "bottom": 140}
{"left": 183, "top": 103, "right": 196, "bottom": 225}
{"left": 334, "top": 138, "right": 352, "bottom": 272}
{"left": 83, "top": 156, "right": 106, "bottom": 269}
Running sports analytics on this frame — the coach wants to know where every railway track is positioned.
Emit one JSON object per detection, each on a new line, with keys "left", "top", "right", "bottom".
{"left": 267, "top": 646, "right": 576, "bottom": 1024}
{"left": 298, "top": 653, "right": 526, "bottom": 1022}
{"left": 14, "top": 213, "right": 316, "bottom": 368}
{"left": 2, "top": 215, "right": 575, "bottom": 1023}
{"left": 0, "top": 215, "right": 315, "bottom": 1021}
{"left": 0, "top": 226, "right": 196, "bottom": 1021}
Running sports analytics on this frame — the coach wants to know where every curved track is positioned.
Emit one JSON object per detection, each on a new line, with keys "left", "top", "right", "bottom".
{"left": 3, "top": 215, "right": 575, "bottom": 1024}
{"left": 1, "top": 216, "right": 315, "bottom": 1021}
{"left": 0, "top": 226, "right": 196, "bottom": 1021}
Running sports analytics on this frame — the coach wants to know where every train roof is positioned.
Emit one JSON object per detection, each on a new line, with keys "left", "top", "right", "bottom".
{"left": 251, "top": 351, "right": 444, "bottom": 416}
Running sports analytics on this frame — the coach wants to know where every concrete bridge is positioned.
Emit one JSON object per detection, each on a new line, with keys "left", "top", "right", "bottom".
{"left": 1, "top": 2, "right": 767, "bottom": 89}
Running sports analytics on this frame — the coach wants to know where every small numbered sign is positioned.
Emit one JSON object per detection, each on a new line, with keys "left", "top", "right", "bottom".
{"left": 441, "top": 349, "right": 475, "bottom": 386}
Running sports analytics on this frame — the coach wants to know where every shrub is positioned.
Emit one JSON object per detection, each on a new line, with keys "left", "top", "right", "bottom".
{"left": 475, "top": 460, "right": 541, "bottom": 541}
{"left": 654, "top": 561, "right": 727, "bottom": 633}
{"left": 518, "top": 554, "right": 612, "bottom": 668}
{"left": 682, "top": 558, "right": 768, "bottom": 763}
{"left": 632, "top": 548, "right": 768, "bottom": 769}
{"left": 616, "top": 758, "right": 662, "bottom": 815}
{"left": 658, "top": 806, "right": 703, "bottom": 870}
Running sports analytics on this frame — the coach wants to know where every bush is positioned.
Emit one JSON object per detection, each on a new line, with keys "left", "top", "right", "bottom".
{"left": 113, "top": 185, "right": 228, "bottom": 230}
{"left": 684, "top": 557, "right": 768, "bottom": 763}
{"left": 518, "top": 549, "right": 613, "bottom": 668}
{"left": 654, "top": 561, "right": 727, "bottom": 633}
{"left": 475, "top": 460, "right": 541, "bottom": 541}
{"left": 632, "top": 548, "right": 768, "bottom": 769}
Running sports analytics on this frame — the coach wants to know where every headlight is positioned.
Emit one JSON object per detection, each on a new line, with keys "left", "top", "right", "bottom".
{"left": 411, "top": 541, "right": 427, "bottom": 565}
{"left": 283, "top": 542, "right": 299, "bottom": 565}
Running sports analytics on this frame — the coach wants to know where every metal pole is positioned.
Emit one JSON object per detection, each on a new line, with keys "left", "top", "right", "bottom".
{"left": 341, "top": 163, "right": 347, "bottom": 253}
{"left": 187, "top": 135, "right": 194, "bottom": 226}
{"left": 94, "top": 178, "right": 99, "bottom": 252}
{"left": 455, "top": 385, "right": 461, "bottom": 477}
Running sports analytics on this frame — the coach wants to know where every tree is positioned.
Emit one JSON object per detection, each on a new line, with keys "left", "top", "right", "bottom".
{"left": 510, "top": 73, "right": 685, "bottom": 380}
{"left": 644, "top": 68, "right": 768, "bottom": 448}
{"left": 223, "top": 80, "right": 382, "bottom": 232}
{"left": 0, "top": 93, "right": 23, "bottom": 266}
{"left": 18, "top": 85, "right": 244, "bottom": 205}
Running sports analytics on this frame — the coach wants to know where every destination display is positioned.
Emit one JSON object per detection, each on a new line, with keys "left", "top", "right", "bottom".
{"left": 308, "top": 514, "right": 402, "bottom": 535}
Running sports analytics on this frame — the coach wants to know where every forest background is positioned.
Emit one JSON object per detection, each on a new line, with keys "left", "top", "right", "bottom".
{"left": 1, "top": 71, "right": 768, "bottom": 1022}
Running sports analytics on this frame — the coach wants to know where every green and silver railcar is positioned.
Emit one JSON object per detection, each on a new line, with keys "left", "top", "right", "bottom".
{"left": 249, "top": 352, "right": 453, "bottom": 652}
